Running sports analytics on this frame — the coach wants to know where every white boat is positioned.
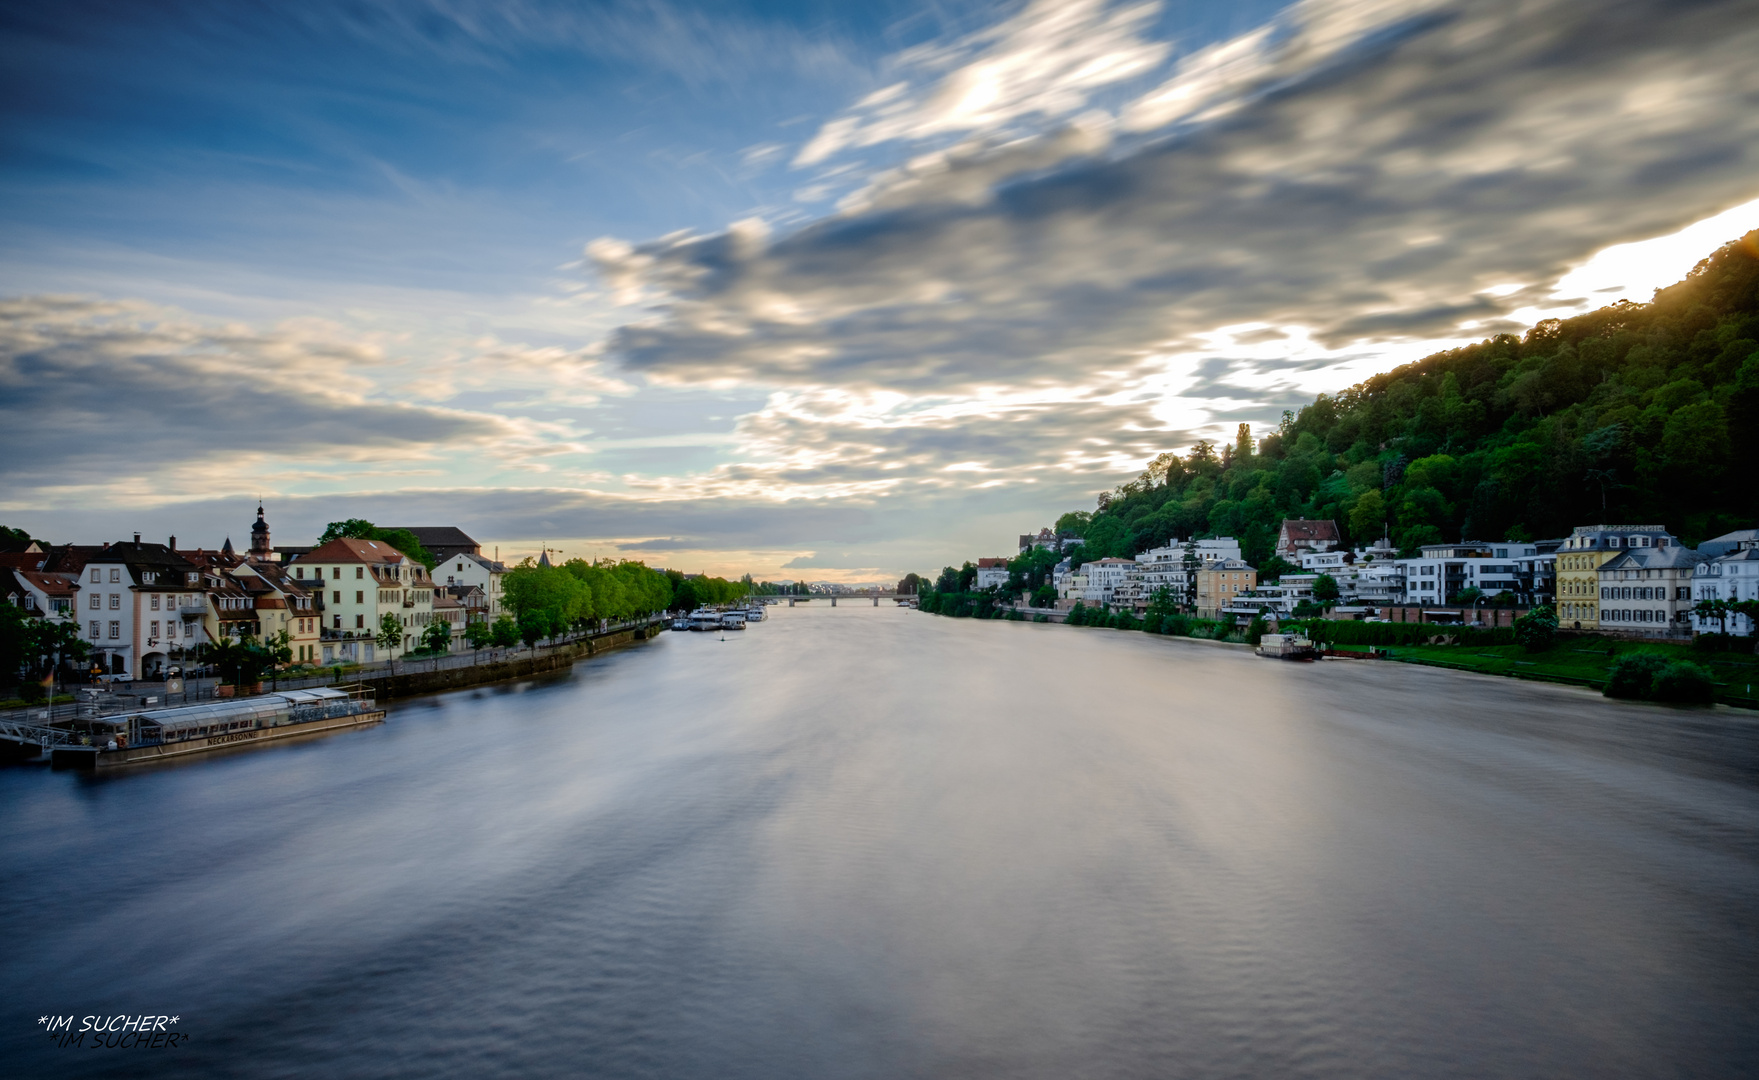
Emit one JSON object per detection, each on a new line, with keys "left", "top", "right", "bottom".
{"left": 688, "top": 608, "right": 722, "bottom": 631}
{"left": 720, "top": 610, "right": 747, "bottom": 630}
{"left": 670, "top": 616, "right": 691, "bottom": 632}
{"left": 743, "top": 606, "right": 766, "bottom": 622}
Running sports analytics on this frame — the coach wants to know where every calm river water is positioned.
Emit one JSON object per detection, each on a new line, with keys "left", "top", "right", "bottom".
{"left": 4, "top": 604, "right": 1759, "bottom": 1078}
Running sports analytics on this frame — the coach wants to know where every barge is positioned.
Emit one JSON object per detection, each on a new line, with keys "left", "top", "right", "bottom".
{"left": 49, "top": 686, "right": 385, "bottom": 771}
{"left": 1255, "top": 633, "right": 1319, "bottom": 661}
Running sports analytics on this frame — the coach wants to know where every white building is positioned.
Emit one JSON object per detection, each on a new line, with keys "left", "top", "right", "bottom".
{"left": 435, "top": 551, "right": 508, "bottom": 618}
{"left": 1081, "top": 558, "right": 1138, "bottom": 606}
{"left": 290, "top": 537, "right": 436, "bottom": 663}
{"left": 1395, "top": 541, "right": 1537, "bottom": 606}
{"left": 1598, "top": 543, "right": 1705, "bottom": 638}
{"left": 1691, "top": 528, "right": 1759, "bottom": 636}
{"left": 72, "top": 538, "right": 206, "bottom": 679}
{"left": 974, "top": 557, "right": 1011, "bottom": 590}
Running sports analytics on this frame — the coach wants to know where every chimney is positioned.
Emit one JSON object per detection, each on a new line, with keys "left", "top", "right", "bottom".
{"left": 169, "top": 536, "right": 177, "bottom": 550}
{"left": 102, "top": 542, "right": 110, "bottom": 549}
{"left": 134, "top": 532, "right": 141, "bottom": 544}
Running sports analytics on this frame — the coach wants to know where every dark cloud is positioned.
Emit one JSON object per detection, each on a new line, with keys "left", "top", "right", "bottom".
{"left": 594, "top": 0, "right": 1759, "bottom": 392}
{"left": 0, "top": 297, "right": 518, "bottom": 495}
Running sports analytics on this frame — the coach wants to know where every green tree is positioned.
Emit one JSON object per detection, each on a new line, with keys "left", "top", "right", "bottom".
{"left": 264, "top": 628, "right": 293, "bottom": 689}
{"left": 376, "top": 612, "right": 404, "bottom": 668}
{"left": 1349, "top": 489, "right": 1386, "bottom": 542}
{"left": 490, "top": 614, "right": 520, "bottom": 651}
{"left": 465, "top": 618, "right": 493, "bottom": 661}
{"left": 518, "top": 610, "right": 549, "bottom": 649}
{"left": 1312, "top": 574, "right": 1341, "bottom": 606}
{"left": 422, "top": 617, "right": 452, "bottom": 654}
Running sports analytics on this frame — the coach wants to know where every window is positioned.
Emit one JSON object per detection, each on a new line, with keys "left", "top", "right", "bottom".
{"left": 168, "top": 622, "right": 178, "bottom": 640}
{"left": 333, "top": 615, "right": 342, "bottom": 629}
{"left": 90, "top": 592, "right": 101, "bottom": 610}
{"left": 111, "top": 569, "right": 121, "bottom": 582}
{"left": 355, "top": 614, "right": 365, "bottom": 629}
{"left": 89, "top": 620, "right": 100, "bottom": 640}
{"left": 108, "top": 621, "right": 120, "bottom": 639}
{"left": 90, "top": 567, "right": 102, "bottom": 583}
{"left": 356, "top": 590, "right": 364, "bottom": 604}
{"left": 332, "top": 566, "right": 340, "bottom": 579}
{"left": 356, "top": 567, "right": 364, "bottom": 579}
{"left": 295, "top": 566, "right": 304, "bottom": 578}
{"left": 151, "top": 594, "right": 160, "bottom": 610}
{"left": 109, "top": 594, "right": 120, "bottom": 610}
{"left": 150, "top": 620, "right": 160, "bottom": 637}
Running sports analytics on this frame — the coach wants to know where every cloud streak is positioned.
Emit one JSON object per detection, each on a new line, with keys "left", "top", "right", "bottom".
{"left": 594, "top": 0, "right": 1759, "bottom": 402}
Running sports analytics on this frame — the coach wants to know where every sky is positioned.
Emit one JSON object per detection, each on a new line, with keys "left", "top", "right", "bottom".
{"left": 3, "top": 0, "right": 1758, "bottom": 582}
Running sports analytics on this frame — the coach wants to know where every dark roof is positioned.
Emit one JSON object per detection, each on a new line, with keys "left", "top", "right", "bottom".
{"left": 1280, "top": 519, "right": 1341, "bottom": 543}
{"left": 386, "top": 527, "right": 479, "bottom": 553}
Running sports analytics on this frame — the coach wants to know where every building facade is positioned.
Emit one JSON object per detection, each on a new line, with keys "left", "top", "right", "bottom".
{"left": 434, "top": 551, "right": 508, "bottom": 618}
{"left": 1555, "top": 525, "right": 1678, "bottom": 630}
{"left": 290, "top": 537, "right": 436, "bottom": 663}
{"left": 1195, "top": 558, "right": 1257, "bottom": 619}
{"left": 1691, "top": 529, "right": 1759, "bottom": 637}
{"left": 1596, "top": 544, "right": 1704, "bottom": 638}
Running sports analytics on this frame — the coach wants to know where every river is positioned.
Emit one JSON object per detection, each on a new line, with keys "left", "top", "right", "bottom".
{"left": 4, "top": 604, "right": 1758, "bottom": 1078}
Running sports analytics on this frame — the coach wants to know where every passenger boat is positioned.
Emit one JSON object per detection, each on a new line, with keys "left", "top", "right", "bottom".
{"left": 688, "top": 608, "right": 722, "bottom": 631}
{"left": 1255, "top": 633, "right": 1319, "bottom": 661}
{"left": 743, "top": 605, "right": 766, "bottom": 622}
{"left": 720, "top": 610, "right": 747, "bottom": 630}
{"left": 49, "top": 686, "right": 384, "bottom": 771}
{"left": 670, "top": 615, "right": 691, "bottom": 631}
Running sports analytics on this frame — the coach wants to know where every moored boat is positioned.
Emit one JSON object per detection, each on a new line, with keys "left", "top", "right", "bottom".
{"left": 1255, "top": 633, "right": 1318, "bottom": 661}
{"left": 52, "top": 686, "right": 385, "bottom": 771}
{"left": 688, "top": 608, "right": 722, "bottom": 631}
{"left": 720, "top": 610, "right": 747, "bottom": 630}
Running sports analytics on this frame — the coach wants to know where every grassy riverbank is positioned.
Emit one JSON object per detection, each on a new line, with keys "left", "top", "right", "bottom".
{"left": 1379, "top": 640, "right": 1759, "bottom": 709}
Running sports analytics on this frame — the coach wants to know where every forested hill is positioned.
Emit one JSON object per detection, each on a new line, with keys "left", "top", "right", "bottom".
{"left": 1057, "top": 231, "right": 1759, "bottom": 567}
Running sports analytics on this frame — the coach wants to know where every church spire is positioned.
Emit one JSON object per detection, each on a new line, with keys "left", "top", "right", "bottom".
{"left": 249, "top": 501, "right": 272, "bottom": 560}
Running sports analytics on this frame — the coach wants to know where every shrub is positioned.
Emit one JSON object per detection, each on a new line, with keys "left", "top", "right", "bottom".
{"left": 1066, "top": 602, "right": 1087, "bottom": 626}
{"left": 18, "top": 681, "right": 45, "bottom": 704}
{"left": 1033, "top": 614, "right": 1049, "bottom": 624}
{"left": 1605, "top": 653, "right": 1669, "bottom": 699}
{"left": 1163, "top": 614, "right": 1191, "bottom": 637}
{"left": 1513, "top": 605, "right": 1558, "bottom": 652}
{"left": 1692, "top": 633, "right": 1753, "bottom": 654}
{"left": 1245, "top": 616, "right": 1268, "bottom": 646}
{"left": 1651, "top": 661, "right": 1715, "bottom": 704}
{"left": 1143, "top": 614, "right": 1164, "bottom": 635}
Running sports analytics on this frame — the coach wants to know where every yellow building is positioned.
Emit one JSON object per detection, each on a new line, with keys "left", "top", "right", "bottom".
{"left": 1195, "top": 558, "right": 1257, "bottom": 619}
{"left": 1555, "top": 524, "right": 1677, "bottom": 629}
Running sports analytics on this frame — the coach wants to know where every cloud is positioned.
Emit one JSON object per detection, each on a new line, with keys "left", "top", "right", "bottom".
{"left": 0, "top": 297, "right": 521, "bottom": 503}
{"left": 793, "top": 0, "right": 1169, "bottom": 165}
{"left": 615, "top": 537, "right": 698, "bottom": 551}
{"left": 592, "top": 0, "right": 1759, "bottom": 401}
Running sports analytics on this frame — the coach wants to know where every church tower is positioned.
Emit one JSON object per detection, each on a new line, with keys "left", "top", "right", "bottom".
{"left": 249, "top": 503, "right": 272, "bottom": 561}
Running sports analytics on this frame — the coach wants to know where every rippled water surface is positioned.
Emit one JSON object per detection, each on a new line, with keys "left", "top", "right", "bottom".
{"left": 5, "top": 605, "right": 1759, "bottom": 1078}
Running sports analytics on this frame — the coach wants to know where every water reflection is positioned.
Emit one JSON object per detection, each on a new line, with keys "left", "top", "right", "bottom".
{"left": 4, "top": 605, "right": 1757, "bottom": 1078}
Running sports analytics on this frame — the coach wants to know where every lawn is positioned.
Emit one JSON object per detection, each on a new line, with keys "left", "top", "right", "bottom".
{"left": 1382, "top": 639, "right": 1759, "bottom": 710}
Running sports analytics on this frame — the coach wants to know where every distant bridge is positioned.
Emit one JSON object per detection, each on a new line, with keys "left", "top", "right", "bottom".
{"left": 783, "top": 593, "right": 914, "bottom": 606}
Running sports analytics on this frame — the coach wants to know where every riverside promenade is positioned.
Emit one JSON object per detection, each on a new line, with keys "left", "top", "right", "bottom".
{"left": 1, "top": 618, "right": 665, "bottom": 728}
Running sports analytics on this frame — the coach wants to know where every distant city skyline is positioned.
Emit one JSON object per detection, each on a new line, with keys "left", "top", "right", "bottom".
{"left": 4, "top": 0, "right": 1758, "bottom": 580}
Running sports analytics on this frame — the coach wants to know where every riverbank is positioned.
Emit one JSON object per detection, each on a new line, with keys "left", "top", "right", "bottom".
{"left": 353, "top": 625, "right": 657, "bottom": 702}
{"left": 1378, "top": 639, "right": 1759, "bottom": 710}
